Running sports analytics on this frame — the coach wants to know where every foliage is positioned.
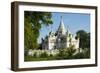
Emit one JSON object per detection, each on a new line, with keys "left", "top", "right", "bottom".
{"left": 40, "top": 52, "right": 49, "bottom": 58}
{"left": 24, "top": 47, "right": 90, "bottom": 61}
{"left": 56, "top": 49, "right": 68, "bottom": 59}
{"left": 55, "top": 45, "right": 76, "bottom": 59}
{"left": 24, "top": 11, "right": 53, "bottom": 49}
{"left": 74, "top": 48, "right": 90, "bottom": 59}
{"left": 33, "top": 52, "right": 37, "bottom": 58}
{"left": 76, "top": 30, "right": 90, "bottom": 49}
{"left": 66, "top": 45, "right": 76, "bottom": 58}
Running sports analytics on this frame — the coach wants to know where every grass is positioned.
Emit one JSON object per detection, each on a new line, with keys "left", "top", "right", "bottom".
{"left": 24, "top": 55, "right": 58, "bottom": 61}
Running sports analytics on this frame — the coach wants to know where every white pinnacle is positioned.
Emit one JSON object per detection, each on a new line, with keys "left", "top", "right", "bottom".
{"left": 58, "top": 16, "right": 66, "bottom": 35}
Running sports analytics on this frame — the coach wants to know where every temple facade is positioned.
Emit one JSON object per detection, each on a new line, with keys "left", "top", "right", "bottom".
{"left": 42, "top": 16, "right": 79, "bottom": 50}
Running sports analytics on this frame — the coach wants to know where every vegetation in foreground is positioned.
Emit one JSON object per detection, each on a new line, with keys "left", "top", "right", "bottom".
{"left": 24, "top": 45, "right": 90, "bottom": 61}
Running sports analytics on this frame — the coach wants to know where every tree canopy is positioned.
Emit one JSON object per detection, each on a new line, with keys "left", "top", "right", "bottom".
{"left": 24, "top": 11, "right": 53, "bottom": 49}
{"left": 76, "top": 30, "right": 90, "bottom": 49}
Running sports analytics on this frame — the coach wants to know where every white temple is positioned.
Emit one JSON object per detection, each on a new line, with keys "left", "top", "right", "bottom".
{"left": 42, "top": 16, "right": 79, "bottom": 50}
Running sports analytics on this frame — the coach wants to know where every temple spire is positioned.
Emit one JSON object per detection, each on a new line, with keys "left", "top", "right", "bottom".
{"left": 60, "top": 16, "right": 64, "bottom": 27}
{"left": 57, "top": 16, "right": 66, "bottom": 35}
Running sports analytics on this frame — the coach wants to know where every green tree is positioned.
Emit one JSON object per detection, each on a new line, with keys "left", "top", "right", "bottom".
{"left": 24, "top": 11, "right": 53, "bottom": 49}
{"left": 76, "top": 30, "right": 90, "bottom": 49}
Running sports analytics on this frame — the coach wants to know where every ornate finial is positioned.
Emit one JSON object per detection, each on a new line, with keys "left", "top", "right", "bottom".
{"left": 61, "top": 15, "right": 63, "bottom": 22}
{"left": 60, "top": 15, "right": 64, "bottom": 25}
{"left": 61, "top": 15, "right": 62, "bottom": 19}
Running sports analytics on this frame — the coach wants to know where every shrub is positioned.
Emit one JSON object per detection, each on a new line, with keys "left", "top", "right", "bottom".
{"left": 74, "top": 52, "right": 85, "bottom": 59}
{"left": 40, "top": 52, "right": 48, "bottom": 58}
{"left": 66, "top": 45, "right": 76, "bottom": 58}
{"left": 49, "top": 54, "right": 53, "bottom": 57}
{"left": 73, "top": 48, "right": 90, "bottom": 59}
{"left": 33, "top": 52, "right": 37, "bottom": 58}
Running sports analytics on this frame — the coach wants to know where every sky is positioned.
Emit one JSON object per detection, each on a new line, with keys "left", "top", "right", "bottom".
{"left": 38, "top": 12, "right": 90, "bottom": 43}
